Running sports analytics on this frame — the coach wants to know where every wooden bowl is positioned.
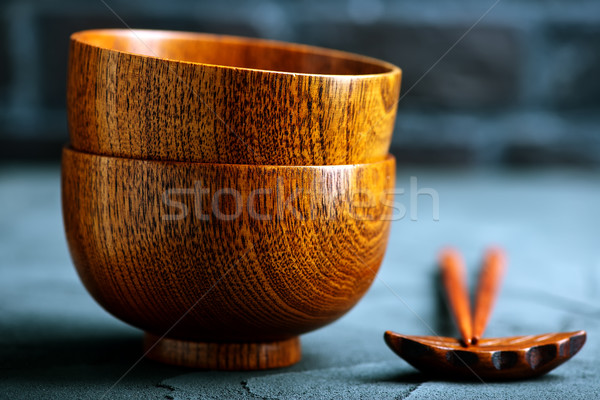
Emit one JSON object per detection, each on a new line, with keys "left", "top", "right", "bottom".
{"left": 61, "top": 147, "right": 396, "bottom": 369}
{"left": 67, "top": 29, "right": 401, "bottom": 165}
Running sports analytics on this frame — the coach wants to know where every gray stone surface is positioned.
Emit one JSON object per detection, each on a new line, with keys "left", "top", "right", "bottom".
{"left": 1, "top": 165, "right": 599, "bottom": 399}
{"left": 300, "top": 22, "right": 521, "bottom": 109}
{"left": 2, "top": 0, "right": 600, "bottom": 165}
{"left": 542, "top": 23, "right": 600, "bottom": 109}
{"left": 392, "top": 110, "right": 600, "bottom": 165}
{"left": 0, "top": 15, "right": 10, "bottom": 104}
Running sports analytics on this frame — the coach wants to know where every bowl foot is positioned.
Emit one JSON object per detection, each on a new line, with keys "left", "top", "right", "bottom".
{"left": 143, "top": 333, "right": 301, "bottom": 370}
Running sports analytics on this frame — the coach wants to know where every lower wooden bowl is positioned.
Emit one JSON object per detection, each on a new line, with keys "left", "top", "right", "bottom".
{"left": 61, "top": 147, "right": 395, "bottom": 370}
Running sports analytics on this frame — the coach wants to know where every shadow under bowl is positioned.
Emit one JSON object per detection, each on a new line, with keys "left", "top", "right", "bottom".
{"left": 67, "top": 29, "right": 401, "bottom": 165}
{"left": 61, "top": 147, "right": 396, "bottom": 370}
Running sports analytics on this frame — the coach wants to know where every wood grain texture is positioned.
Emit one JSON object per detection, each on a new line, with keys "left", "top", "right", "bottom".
{"left": 384, "top": 331, "right": 587, "bottom": 380}
{"left": 144, "top": 333, "right": 301, "bottom": 370}
{"left": 67, "top": 29, "right": 402, "bottom": 166}
{"left": 62, "top": 147, "right": 395, "bottom": 369}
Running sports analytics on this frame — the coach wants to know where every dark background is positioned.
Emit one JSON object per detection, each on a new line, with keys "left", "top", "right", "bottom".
{"left": 1, "top": 0, "right": 599, "bottom": 166}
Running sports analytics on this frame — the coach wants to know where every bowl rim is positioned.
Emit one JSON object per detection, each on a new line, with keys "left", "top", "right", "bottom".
{"left": 63, "top": 145, "right": 395, "bottom": 170}
{"left": 70, "top": 28, "right": 401, "bottom": 80}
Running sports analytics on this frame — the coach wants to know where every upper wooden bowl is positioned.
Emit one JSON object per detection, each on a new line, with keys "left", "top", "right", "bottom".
{"left": 67, "top": 29, "right": 401, "bottom": 165}
{"left": 61, "top": 147, "right": 395, "bottom": 369}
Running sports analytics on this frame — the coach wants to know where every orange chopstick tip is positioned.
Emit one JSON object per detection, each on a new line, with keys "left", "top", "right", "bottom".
{"left": 485, "top": 247, "right": 506, "bottom": 262}
{"left": 439, "top": 247, "right": 460, "bottom": 258}
{"left": 439, "top": 248, "right": 463, "bottom": 268}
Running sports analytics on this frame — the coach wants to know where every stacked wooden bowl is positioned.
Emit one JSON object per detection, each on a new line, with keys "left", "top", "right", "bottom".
{"left": 62, "top": 29, "right": 402, "bottom": 370}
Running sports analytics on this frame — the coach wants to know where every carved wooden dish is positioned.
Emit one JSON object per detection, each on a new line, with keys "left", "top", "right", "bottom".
{"left": 62, "top": 147, "right": 395, "bottom": 370}
{"left": 67, "top": 29, "right": 401, "bottom": 165}
{"left": 384, "top": 331, "right": 586, "bottom": 380}
{"left": 385, "top": 249, "right": 587, "bottom": 380}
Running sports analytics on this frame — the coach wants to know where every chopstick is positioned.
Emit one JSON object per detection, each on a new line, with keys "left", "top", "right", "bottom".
{"left": 472, "top": 247, "right": 506, "bottom": 344}
{"left": 439, "top": 248, "right": 473, "bottom": 347}
{"left": 440, "top": 247, "right": 507, "bottom": 347}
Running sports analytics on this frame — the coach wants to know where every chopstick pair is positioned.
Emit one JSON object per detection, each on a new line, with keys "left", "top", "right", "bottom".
{"left": 384, "top": 247, "right": 586, "bottom": 379}
{"left": 439, "top": 247, "right": 506, "bottom": 347}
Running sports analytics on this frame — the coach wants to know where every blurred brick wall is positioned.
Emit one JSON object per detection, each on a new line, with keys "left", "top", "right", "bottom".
{"left": 1, "top": 0, "right": 599, "bottom": 165}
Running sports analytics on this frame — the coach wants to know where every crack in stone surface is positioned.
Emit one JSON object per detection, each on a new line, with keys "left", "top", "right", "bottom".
{"left": 241, "top": 379, "right": 278, "bottom": 400}
{"left": 243, "top": 361, "right": 421, "bottom": 399}
{"left": 402, "top": 382, "right": 423, "bottom": 400}
{"left": 156, "top": 382, "right": 176, "bottom": 391}
{"left": 155, "top": 382, "right": 177, "bottom": 399}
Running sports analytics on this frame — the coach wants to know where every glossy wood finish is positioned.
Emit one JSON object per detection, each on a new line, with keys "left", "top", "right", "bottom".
{"left": 144, "top": 334, "right": 301, "bottom": 370}
{"left": 472, "top": 248, "right": 505, "bottom": 343}
{"left": 62, "top": 147, "right": 395, "bottom": 369}
{"left": 384, "top": 331, "right": 587, "bottom": 380}
{"left": 439, "top": 249, "right": 472, "bottom": 346}
{"left": 386, "top": 248, "right": 586, "bottom": 380}
{"left": 67, "top": 29, "right": 402, "bottom": 165}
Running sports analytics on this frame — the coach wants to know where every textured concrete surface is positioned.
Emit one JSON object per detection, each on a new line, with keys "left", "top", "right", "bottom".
{"left": 1, "top": 165, "right": 599, "bottom": 399}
